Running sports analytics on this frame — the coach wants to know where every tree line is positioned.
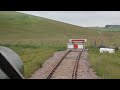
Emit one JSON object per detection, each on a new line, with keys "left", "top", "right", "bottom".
{"left": 105, "top": 25, "right": 120, "bottom": 28}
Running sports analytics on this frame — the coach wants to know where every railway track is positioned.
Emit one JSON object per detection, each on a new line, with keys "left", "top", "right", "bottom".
{"left": 72, "top": 50, "right": 83, "bottom": 79}
{"left": 46, "top": 49, "right": 83, "bottom": 79}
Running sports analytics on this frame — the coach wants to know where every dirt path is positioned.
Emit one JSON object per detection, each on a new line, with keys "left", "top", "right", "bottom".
{"left": 29, "top": 50, "right": 100, "bottom": 79}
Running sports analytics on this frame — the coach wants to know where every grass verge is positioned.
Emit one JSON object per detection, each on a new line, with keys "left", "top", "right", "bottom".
{"left": 1, "top": 43, "right": 66, "bottom": 78}
{"left": 88, "top": 47, "right": 120, "bottom": 79}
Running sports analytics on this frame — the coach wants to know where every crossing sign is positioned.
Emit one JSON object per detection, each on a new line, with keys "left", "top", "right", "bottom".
{"left": 67, "top": 39, "right": 87, "bottom": 49}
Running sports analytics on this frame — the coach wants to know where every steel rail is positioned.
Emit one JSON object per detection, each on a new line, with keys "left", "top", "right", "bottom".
{"left": 72, "top": 49, "right": 83, "bottom": 79}
{"left": 46, "top": 49, "right": 72, "bottom": 79}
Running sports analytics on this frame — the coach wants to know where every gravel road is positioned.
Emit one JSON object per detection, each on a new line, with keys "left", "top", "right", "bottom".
{"left": 29, "top": 50, "right": 100, "bottom": 79}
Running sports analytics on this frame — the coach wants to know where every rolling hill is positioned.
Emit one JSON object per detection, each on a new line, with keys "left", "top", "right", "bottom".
{"left": 0, "top": 11, "right": 120, "bottom": 78}
{"left": 0, "top": 11, "right": 99, "bottom": 77}
{"left": 0, "top": 11, "right": 99, "bottom": 46}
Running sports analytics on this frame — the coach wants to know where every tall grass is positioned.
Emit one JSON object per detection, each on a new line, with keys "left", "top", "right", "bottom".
{"left": 88, "top": 47, "right": 120, "bottom": 79}
{"left": 0, "top": 41, "right": 66, "bottom": 78}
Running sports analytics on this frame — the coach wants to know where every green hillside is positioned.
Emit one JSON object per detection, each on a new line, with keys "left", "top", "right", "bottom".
{"left": 0, "top": 11, "right": 99, "bottom": 77}
{"left": 0, "top": 11, "right": 98, "bottom": 45}
{"left": 0, "top": 11, "right": 120, "bottom": 78}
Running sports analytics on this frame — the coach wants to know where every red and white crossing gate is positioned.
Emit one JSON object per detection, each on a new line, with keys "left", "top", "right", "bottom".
{"left": 67, "top": 39, "right": 87, "bottom": 49}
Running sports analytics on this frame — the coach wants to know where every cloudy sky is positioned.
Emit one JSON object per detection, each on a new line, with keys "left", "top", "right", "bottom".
{"left": 17, "top": 11, "right": 120, "bottom": 27}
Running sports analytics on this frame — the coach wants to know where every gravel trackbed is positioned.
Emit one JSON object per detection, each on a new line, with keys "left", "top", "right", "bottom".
{"left": 29, "top": 50, "right": 99, "bottom": 79}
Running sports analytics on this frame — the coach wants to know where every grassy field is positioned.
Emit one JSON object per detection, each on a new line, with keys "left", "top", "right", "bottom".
{"left": 87, "top": 27, "right": 120, "bottom": 79}
{"left": 0, "top": 42, "right": 66, "bottom": 77}
{"left": 88, "top": 27, "right": 120, "bottom": 32}
{"left": 88, "top": 47, "right": 120, "bottom": 79}
{"left": 0, "top": 11, "right": 98, "bottom": 78}
{"left": 0, "top": 11, "right": 120, "bottom": 78}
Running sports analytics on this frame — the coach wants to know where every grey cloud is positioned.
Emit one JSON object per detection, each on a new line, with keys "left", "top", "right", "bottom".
{"left": 17, "top": 11, "right": 120, "bottom": 27}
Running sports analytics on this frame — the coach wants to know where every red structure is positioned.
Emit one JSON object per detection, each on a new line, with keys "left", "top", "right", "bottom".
{"left": 69, "top": 39, "right": 87, "bottom": 43}
{"left": 74, "top": 44, "right": 78, "bottom": 49}
{"left": 67, "top": 39, "right": 87, "bottom": 49}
